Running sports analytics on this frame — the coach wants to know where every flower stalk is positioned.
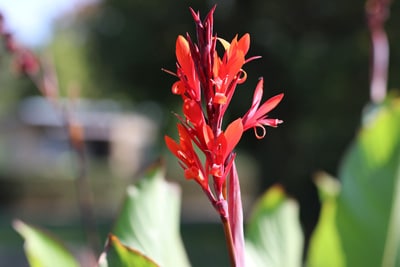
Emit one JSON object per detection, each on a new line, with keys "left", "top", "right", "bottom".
{"left": 366, "top": 0, "right": 392, "bottom": 103}
{"left": 165, "top": 6, "right": 283, "bottom": 266}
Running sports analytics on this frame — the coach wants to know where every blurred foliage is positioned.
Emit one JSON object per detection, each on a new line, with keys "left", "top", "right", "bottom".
{"left": 245, "top": 185, "right": 303, "bottom": 267}
{"left": 307, "top": 173, "right": 345, "bottom": 267}
{"left": 112, "top": 164, "right": 190, "bottom": 267}
{"left": 99, "top": 234, "right": 160, "bottom": 267}
{"left": 13, "top": 220, "right": 79, "bottom": 267}
{"left": 0, "top": 49, "right": 34, "bottom": 114}
{"left": 50, "top": 25, "right": 96, "bottom": 98}
{"left": 307, "top": 95, "right": 400, "bottom": 267}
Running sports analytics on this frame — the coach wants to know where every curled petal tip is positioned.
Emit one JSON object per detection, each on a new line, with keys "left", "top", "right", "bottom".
{"left": 263, "top": 118, "right": 284, "bottom": 127}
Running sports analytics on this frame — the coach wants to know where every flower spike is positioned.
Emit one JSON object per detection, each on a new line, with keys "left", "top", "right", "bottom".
{"left": 164, "top": 6, "right": 283, "bottom": 267}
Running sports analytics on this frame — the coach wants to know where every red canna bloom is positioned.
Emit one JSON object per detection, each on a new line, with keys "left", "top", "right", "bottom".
{"left": 165, "top": 6, "right": 283, "bottom": 267}
{"left": 166, "top": 7, "right": 283, "bottom": 193}
{"left": 172, "top": 35, "right": 201, "bottom": 101}
{"left": 242, "top": 78, "right": 284, "bottom": 139}
{"left": 165, "top": 124, "right": 207, "bottom": 189}
{"left": 212, "top": 34, "right": 250, "bottom": 105}
{"left": 201, "top": 118, "right": 243, "bottom": 194}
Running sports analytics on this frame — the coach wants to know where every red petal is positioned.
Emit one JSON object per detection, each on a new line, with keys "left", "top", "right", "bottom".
{"left": 213, "top": 92, "right": 227, "bottom": 104}
{"left": 184, "top": 166, "right": 200, "bottom": 180}
{"left": 172, "top": 81, "right": 185, "bottom": 95}
{"left": 226, "top": 51, "right": 245, "bottom": 82}
{"left": 259, "top": 118, "right": 284, "bottom": 127}
{"left": 176, "top": 35, "right": 190, "bottom": 67}
{"left": 255, "top": 93, "right": 284, "bottom": 119}
{"left": 183, "top": 99, "right": 204, "bottom": 127}
{"left": 202, "top": 124, "right": 214, "bottom": 148}
{"left": 177, "top": 124, "right": 193, "bottom": 150}
{"left": 213, "top": 52, "right": 222, "bottom": 78}
{"left": 224, "top": 118, "right": 243, "bottom": 159}
{"left": 228, "top": 35, "right": 239, "bottom": 56}
{"left": 165, "top": 135, "right": 181, "bottom": 158}
{"left": 244, "top": 78, "right": 264, "bottom": 121}
{"left": 184, "top": 166, "right": 208, "bottom": 189}
{"left": 216, "top": 133, "right": 228, "bottom": 160}
{"left": 237, "top": 33, "right": 250, "bottom": 55}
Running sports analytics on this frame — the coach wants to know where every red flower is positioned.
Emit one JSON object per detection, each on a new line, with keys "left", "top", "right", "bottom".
{"left": 165, "top": 7, "right": 283, "bottom": 196}
{"left": 172, "top": 35, "right": 200, "bottom": 101}
{"left": 212, "top": 34, "right": 250, "bottom": 105}
{"left": 164, "top": 7, "right": 283, "bottom": 266}
{"left": 202, "top": 119, "right": 243, "bottom": 188}
{"left": 242, "top": 78, "right": 284, "bottom": 139}
{"left": 165, "top": 124, "right": 207, "bottom": 188}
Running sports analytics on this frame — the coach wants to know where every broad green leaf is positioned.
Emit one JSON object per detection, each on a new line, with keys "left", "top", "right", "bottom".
{"left": 336, "top": 97, "right": 400, "bottom": 267}
{"left": 307, "top": 172, "right": 345, "bottom": 267}
{"left": 308, "top": 96, "right": 400, "bottom": 267}
{"left": 98, "top": 234, "right": 159, "bottom": 267}
{"left": 112, "top": 163, "right": 191, "bottom": 267}
{"left": 13, "top": 220, "right": 79, "bottom": 267}
{"left": 245, "top": 185, "right": 303, "bottom": 267}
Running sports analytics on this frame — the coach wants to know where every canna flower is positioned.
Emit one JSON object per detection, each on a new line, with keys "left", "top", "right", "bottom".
{"left": 242, "top": 78, "right": 284, "bottom": 139}
{"left": 172, "top": 35, "right": 201, "bottom": 101}
{"left": 164, "top": 6, "right": 283, "bottom": 266}
{"left": 211, "top": 34, "right": 250, "bottom": 105}
{"left": 166, "top": 7, "right": 283, "bottom": 194}
{"left": 165, "top": 124, "right": 207, "bottom": 188}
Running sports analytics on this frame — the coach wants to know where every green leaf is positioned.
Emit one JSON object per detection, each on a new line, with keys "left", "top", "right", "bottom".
{"left": 336, "top": 97, "right": 400, "bottom": 267}
{"left": 245, "top": 185, "right": 304, "bottom": 267}
{"left": 98, "top": 234, "right": 159, "bottom": 267}
{"left": 112, "top": 163, "right": 191, "bottom": 267}
{"left": 13, "top": 220, "right": 79, "bottom": 267}
{"left": 307, "top": 96, "right": 400, "bottom": 267}
{"left": 307, "top": 172, "right": 345, "bottom": 267}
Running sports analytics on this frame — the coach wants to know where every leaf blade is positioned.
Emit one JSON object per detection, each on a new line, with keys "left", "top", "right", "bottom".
{"left": 13, "top": 220, "right": 79, "bottom": 267}
{"left": 307, "top": 173, "right": 345, "bottom": 267}
{"left": 336, "top": 98, "right": 400, "bottom": 267}
{"left": 98, "top": 234, "right": 159, "bottom": 267}
{"left": 245, "top": 185, "right": 303, "bottom": 267}
{"left": 112, "top": 163, "right": 191, "bottom": 267}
